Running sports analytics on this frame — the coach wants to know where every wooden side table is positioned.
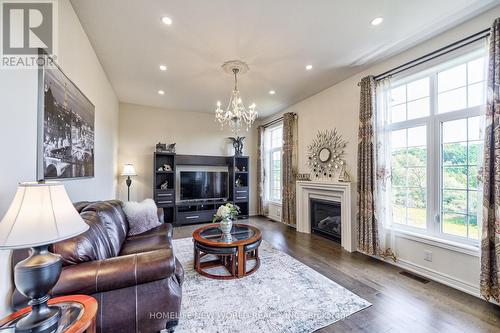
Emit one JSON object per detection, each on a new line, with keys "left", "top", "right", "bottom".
{"left": 0, "top": 295, "right": 98, "bottom": 333}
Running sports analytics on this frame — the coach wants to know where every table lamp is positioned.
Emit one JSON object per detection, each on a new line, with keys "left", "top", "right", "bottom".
{"left": 0, "top": 181, "right": 89, "bottom": 333}
{"left": 121, "top": 164, "right": 137, "bottom": 201}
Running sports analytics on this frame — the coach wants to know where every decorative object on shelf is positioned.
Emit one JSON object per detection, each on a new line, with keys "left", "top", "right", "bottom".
{"left": 0, "top": 181, "right": 89, "bottom": 333}
{"left": 235, "top": 177, "right": 242, "bottom": 188}
{"left": 228, "top": 136, "right": 245, "bottom": 156}
{"left": 212, "top": 203, "right": 240, "bottom": 235}
{"left": 215, "top": 60, "right": 257, "bottom": 133}
{"left": 160, "top": 180, "right": 169, "bottom": 190}
{"left": 165, "top": 143, "right": 176, "bottom": 153}
{"left": 242, "top": 166, "right": 246, "bottom": 172}
{"left": 306, "top": 129, "right": 348, "bottom": 180}
{"left": 338, "top": 165, "right": 352, "bottom": 182}
{"left": 155, "top": 142, "right": 176, "bottom": 153}
{"left": 156, "top": 142, "right": 166, "bottom": 152}
{"left": 38, "top": 56, "right": 95, "bottom": 180}
{"left": 297, "top": 173, "right": 311, "bottom": 181}
{"left": 163, "top": 164, "right": 172, "bottom": 172}
{"left": 122, "top": 164, "right": 137, "bottom": 201}
{"left": 234, "top": 166, "right": 240, "bottom": 172}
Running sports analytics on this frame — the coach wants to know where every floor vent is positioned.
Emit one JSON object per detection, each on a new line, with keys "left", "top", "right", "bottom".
{"left": 399, "top": 271, "right": 430, "bottom": 284}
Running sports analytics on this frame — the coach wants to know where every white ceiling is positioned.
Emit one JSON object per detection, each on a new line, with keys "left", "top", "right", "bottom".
{"left": 70, "top": 0, "right": 498, "bottom": 118}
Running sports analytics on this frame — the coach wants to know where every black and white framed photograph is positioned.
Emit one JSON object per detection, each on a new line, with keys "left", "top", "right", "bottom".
{"left": 37, "top": 57, "right": 95, "bottom": 179}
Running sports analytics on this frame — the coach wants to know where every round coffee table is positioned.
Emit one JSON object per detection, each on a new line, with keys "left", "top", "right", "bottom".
{"left": 192, "top": 223, "right": 262, "bottom": 279}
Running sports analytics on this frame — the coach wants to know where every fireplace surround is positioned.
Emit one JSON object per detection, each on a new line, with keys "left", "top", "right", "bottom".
{"left": 296, "top": 181, "right": 354, "bottom": 252}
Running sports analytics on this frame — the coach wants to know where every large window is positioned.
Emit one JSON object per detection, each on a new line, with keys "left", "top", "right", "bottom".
{"left": 266, "top": 124, "right": 283, "bottom": 202}
{"left": 387, "top": 49, "right": 486, "bottom": 244}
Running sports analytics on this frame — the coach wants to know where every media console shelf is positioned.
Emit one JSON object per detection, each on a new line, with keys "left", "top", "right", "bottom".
{"left": 153, "top": 153, "right": 250, "bottom": 226}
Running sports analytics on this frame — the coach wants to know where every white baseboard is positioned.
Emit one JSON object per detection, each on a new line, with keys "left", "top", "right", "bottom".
{"left": 390, "top": 257, "right": 481, "bottom": 298}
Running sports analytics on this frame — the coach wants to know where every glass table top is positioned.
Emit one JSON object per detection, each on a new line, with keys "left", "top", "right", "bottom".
{"left": 200, "top": 225, "right": 255, "bottom": 243}
{"left": 1, "top": 301, "right": 84, "bottom": 332}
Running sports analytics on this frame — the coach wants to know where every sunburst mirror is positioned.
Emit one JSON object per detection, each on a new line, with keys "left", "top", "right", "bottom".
{"left": 306, "top": 129, "right": 348, "bottom": 179}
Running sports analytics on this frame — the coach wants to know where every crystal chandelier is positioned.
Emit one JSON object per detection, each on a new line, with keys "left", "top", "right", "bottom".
{"left": 215, "top": 60, "right": 257, "bottom": 133}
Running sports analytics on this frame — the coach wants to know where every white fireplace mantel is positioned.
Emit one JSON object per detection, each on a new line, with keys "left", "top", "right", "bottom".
{"left": 296, "top": 181, "right": 355, "bottom": 252}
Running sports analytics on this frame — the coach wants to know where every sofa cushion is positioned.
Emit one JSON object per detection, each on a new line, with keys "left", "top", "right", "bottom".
{"left": 82, "top": 200, "right": 128, "bottom": 256}
{"left": 120, "top": 232, "right": 172, "bottom": 256}
{"left": 52, "top": 211, "right": 115, "bottom": 265}
{"left": 122, "top": 199, "right": 162, "bottom": 236}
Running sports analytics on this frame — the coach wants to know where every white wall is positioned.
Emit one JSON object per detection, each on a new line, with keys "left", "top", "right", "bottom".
{"left": 0, "top": 0, "right": 119, "bottom": 315}
{"left": 118, "top": 103, "right": 258, "bottom": 215}
{"left": 260, "top": 6, "right": 500, "bottom": 297}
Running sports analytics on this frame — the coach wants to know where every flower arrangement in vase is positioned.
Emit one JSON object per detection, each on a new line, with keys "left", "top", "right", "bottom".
{"left": 212, "top": 203, "right": 240, "bottom": 234}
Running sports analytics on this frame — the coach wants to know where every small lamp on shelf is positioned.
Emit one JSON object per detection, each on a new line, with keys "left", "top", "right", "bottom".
{"left": 122, "top": 164, "right": 137, "bottom": 201}
{"left": 0, "top": 181, "right": 89, "bottom": 333}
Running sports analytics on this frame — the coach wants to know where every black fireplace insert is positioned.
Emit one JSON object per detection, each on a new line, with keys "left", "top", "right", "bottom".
{"left": 310, "top": 198, "right": 341, "bottom": 243}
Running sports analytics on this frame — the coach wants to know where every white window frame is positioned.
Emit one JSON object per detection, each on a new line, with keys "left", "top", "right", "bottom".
{"left": 387, "top": 48, "right": 486, "bottom": 247}
{"left": 265, "top": 123, "right": 283, "bottom": 204}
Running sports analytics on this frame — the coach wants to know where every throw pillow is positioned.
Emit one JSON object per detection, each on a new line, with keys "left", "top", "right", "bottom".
{"left": 122, "top": 199, "right": 162, "bottom": 236}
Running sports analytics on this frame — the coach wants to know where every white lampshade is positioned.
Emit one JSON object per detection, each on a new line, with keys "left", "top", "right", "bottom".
{"left": 122, "top": 164, "right": 137, "bottom": 176}
{"left": 0, "top": 182, "right": 89, "bottom": 249}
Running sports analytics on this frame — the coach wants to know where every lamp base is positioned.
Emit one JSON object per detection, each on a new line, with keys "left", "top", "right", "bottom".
{"left": 14, "top": 246, "right": 62, "bottom": 333}
{"left": 16, "top": 302, "right": 60, "bottom": 333}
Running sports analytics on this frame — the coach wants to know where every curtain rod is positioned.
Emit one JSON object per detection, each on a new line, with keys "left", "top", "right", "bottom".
{"left": 374, "top": 28, "right": 490, "bottom": 82}
{"left": 261, "top": 117, "right": 283, "bottom": 128}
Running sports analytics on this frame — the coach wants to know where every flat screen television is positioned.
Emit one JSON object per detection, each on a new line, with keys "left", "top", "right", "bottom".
{"left": 180, "top": 171, "right": 228, "bottom": 201}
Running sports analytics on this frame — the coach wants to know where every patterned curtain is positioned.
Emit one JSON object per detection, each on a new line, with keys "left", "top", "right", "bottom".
{"left": 357, "top": 76, "right": 379, "bottom": 255}
{"left": 257, "top": 126, "right": 268, "bottom": 215}
{"left": 480, "top": 18, "right": 500, "bottom": 303}
{"left": 282, "top": 112, "right": 297, "bottom": 225}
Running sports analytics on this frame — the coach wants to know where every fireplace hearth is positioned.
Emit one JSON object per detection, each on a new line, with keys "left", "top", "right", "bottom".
{"left": 310, "top": 198, "right": 341, "bottom": 243}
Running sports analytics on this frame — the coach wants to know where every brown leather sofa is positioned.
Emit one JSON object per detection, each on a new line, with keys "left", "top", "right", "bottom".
{"left": 11, "top": 200, "right": 184, "bottom": 333}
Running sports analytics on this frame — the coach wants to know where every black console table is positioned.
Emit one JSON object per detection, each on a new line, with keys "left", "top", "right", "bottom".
{"left": 153, "top": 153, "right": 249, "bottom": 226}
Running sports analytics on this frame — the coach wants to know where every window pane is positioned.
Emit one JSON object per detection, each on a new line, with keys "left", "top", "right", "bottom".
{"left": 468, "top": 215, "right": 479, "bottom": 240}
{"left": 468, "top": 116, "right": 482, "bottom": 141}
{"left": 271, "top": 127, "right": 283, "bottom": 148}
{"left": 438, "top": 87, "right": 467, "bottom": 113}
{"left": 392, "top": 205, "right": 406, "bottom": 224}
{"left": 443, "top": 143, "right": 467, "bottom": 165}
{"left": 391, "top": 129, "right": 407, "bottom": 148}
{"left": 468, "top": 57, "right": 485, "bottom": 84}
{"left": 443, "top": 166, "right": 467, "bottom": 189}
{"left": 468, "top": 141, "right": 481, "bottom": 166}
{"left": 443, "top": 213, "right": 467, "bottom": 237}
{"left": 468, "top": 191, "right": 478, "bottom": 215}
{"left": 442, "top": 189, "right": 467, "bottom": 214}
{"left": 407, "top": 77, "right": 429, "bottom": 100}
{"left": 468, "top": 166, "right": 478, "bottom": 189}
{"left": 391, "top": 85, "right": 406, "bottom": 105}
{"left": 391, "top": 104, "right": 406, "bottom": 123}
{"left": 408, "top": 167, "right": 426, "bottom": 188}
{"left": 407, "top": 97, "right": 429, "bottom": 120}
{"left": 468, "top": 82, "right": 485, "bottom": 107}
{"left": 407, "top": 147, "right": 426, "bottom": 167}
{"left": 443, "top": 119, "right": 467, "bottom": 143}
{"left": 407, "top": 190, "right": 426, "bottom": 228}
{"left": 438, "top": 64, "right": 466, "bottom": 92}
{"left": 407, "top": 126, "right": 426, "bottom": 147}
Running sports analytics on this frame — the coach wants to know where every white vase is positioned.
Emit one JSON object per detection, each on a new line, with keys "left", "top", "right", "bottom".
{"left": 219, "top": 218, "right": 233, "bottom": 234}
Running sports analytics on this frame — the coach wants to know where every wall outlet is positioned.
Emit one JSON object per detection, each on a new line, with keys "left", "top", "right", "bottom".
{"left": 424, "top": 250, "right": 433, "bottom": 262}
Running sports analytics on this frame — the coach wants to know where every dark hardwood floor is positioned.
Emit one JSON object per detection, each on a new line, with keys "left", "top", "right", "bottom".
{"left": 173, "top": 216, "right": 500, "bottom": 333}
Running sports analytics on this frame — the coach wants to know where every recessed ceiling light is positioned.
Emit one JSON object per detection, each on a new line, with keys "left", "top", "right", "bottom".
{"left": 159, "top": 65, "right": 167, "bottom": 71}
{"left": 161, "top": 16, "right": 172, "bottom": 25}
{"left": 269, "top": 90, "right": 276, "bottom": 95}
{"left": 370, "top": 17, "right": 384, "bottom": 26}
{"left": 158, "top": 90, "right": 165, "bottom": 95}
{"left": 305, "top": 64, "right": 313, "bottom": 70}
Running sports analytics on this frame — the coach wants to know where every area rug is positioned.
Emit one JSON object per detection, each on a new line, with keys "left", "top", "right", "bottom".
{"left": 172, "top": 237, "right": 371, "bottom": 333}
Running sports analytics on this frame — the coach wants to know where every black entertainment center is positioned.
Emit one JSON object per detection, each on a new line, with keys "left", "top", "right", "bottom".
{"left": 153, "top": 153, "right": 249, "bottom": 226}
